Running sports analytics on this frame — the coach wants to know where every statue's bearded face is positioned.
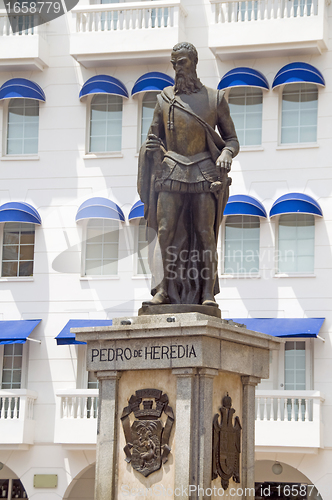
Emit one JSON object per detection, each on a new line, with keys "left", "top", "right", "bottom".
{"left": 171, "top": 49, "right": 202, "bottom": 95}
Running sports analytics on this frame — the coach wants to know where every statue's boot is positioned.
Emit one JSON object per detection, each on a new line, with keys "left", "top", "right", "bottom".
{"left": 202, "top": 298, "right": 219, "bottom": 308}
{"left": 143, "top": 291, "right": 170, "bottom": 306}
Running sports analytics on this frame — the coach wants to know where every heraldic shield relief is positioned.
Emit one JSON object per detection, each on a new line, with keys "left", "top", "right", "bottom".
{"left": 121, "top": 389, "right": 174, "bottom": 477}
{"left": 212, "top": 393, "right": 242, "bottom": 490}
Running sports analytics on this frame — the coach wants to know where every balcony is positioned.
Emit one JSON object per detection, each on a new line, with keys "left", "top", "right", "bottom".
{"left": 0, "top": 389, "right": 38, "bottom": 449}
{"left": 209, "top": 0, "right": 329, "bottom": 60}
{"left": 69, "top": 0, "right": 187, "bottom": 68}
{"left": 0, "top": 11, "right": 49, "bottom": 71}
{"left": 255, "top": 390, "right": 324, "bottom": 453}
{"left": 54, "top": 389, "right": 98, "bottom": 448}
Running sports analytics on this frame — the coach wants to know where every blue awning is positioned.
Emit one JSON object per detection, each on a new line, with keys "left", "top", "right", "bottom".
{"left": 0, "top": 78, "right": 45, "bottom": 102}
{"left": 272, "top": 62, "right": 325, "bottom": 89}
{"left": 0, "top": 202, "right": 42, "bottom": 225}
{"left": 79, "top": 75, "right": 129, "bottom": 100}
{"left": 227, "top": 318, "right": 325, "bottom": 338}
{"left": 224, "top": 195, "right": 267, "bottom": 218}
{"left": 76, "top": 197, "right": 125, "bottom": 222}
{"left": 218, "top": 67, "right": 269, "bottom": 91}
{"left": 132, "top": 72, "right": 174, "bottom": 96}
{"left": 56, "top": 319, "right": 113, "bottom": 345}
{"left": 270, "top": 193, "right": 323, "bottom": 217}
{"left": 129, "top": 200, "right": 144, "bottom": 220}
{"left": 0, "top": 320, "right": 41, "bottom": 344}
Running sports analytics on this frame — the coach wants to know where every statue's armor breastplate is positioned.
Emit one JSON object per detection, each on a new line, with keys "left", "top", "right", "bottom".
{"left": 158, "top": 86, "right": 221, "bottom": 157}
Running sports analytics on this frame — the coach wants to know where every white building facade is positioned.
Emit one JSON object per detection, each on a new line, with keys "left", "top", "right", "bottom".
{"left": 0, "top": 0, "right": 331, "bottom": 497}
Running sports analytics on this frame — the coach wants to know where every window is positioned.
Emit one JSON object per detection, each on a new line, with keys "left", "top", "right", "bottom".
{"left": 277, "top": 214, "right": 314, "bottom": 273}
{"left": 6, "top": 98, "right": 39, "bottom": 155}
{"left": 1, "top": 222, "right": 35, "bottom": 277}
{"left": 228, "top": 87, "right": 263, "bottom": 146}
{"left": 98, "top": 0, "right": 119, "bottom": 31}
{"left": 293, "top": 0, "right": 313, "bottom": 16}
{"left": 14, "top": 0, "right": 36, "bottom": 34}
{"left": 149, "top": 1, "right": 169, "bottom": 28}
{"left": 141, "top": 92, "right": 158, "bottom": 146}
{"left": 88, "top": 371, "right": 99, "bottom": 389}
{"left": 238, "top": 1, "right": 258, "bottom": 21}
{"left": 224, "top": 215, "right": 260, "bottom": 274}
{"left": 258, "top": 338, "right": 312, "bottom": 391}
{"left": 85, "top": 219, "right": 119, "bottom": 276}
{"left": 284, "top": 340, "right": 306, "bottom": 421}
{"left": 89, "top": 94, "right": 122, "bottom": 153}
{"left": 284, "top": 341, "right": 306, "bottom": 390}
{"left": 280, "top": 83, "right": 318, "bottom": 144}
{"left": 0, "top": 343, "right": 27, "bottom": 419}
{"left": 137, "top": 218, "right": 149, "bottom": 274}
{"left": 1, "top": 344, "right": 23, "bottom": 389}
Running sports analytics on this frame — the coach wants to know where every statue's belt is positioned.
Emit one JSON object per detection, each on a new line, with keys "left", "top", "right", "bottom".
{"left": 164, "top": 151, "right": 211, "bottom": 166}
{"left": 156, "top": 150, "right": 218, "bottom": 186}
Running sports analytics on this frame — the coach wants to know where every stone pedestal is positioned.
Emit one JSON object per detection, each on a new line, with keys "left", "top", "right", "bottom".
{"left": 73, "top": 313, "right": 281, "bottom": 500}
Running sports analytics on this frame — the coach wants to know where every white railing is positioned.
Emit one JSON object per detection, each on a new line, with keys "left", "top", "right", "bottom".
{"left": 0, "top": 389, "right": 37, "bottom": 421}
{"left": 72, "top": 0, "right": 186, "bottom": 33}
{"left": 255, "top": 390, "right": 323, "bottom": 423}
{"left": 57, "top": 389, "right": 99, "bottom": 420}
{"left": 55, "top": 389, "right": 99, "bottom": 444}
{"left": 211, "top": 0, "right": 320, "bottom": 23}
{"left": 0, "top": 10, "right": 46, "bottom": 38}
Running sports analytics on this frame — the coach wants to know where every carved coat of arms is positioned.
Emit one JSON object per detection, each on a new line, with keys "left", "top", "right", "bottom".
{"left": 212, "top": 393, "right": 241, "bottom": 490}
{"left": 121, "top": 389, "right": 174, "bottom": 477}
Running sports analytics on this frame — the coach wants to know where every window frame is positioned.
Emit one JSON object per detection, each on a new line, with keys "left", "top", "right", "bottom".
{"left": 278, "top": 82, "right": 319, "bottom": 147}
{"left": 2, "top": 98, "right": 40, "bottom": 158}
{"left": 278, "top": 338, "right": 313, "bottom": 391}
{"left": 275, "top": 213, "right": 315, "bottom": 276}
{"left": 0, "top": 342, "right": 29, "bottom": 390}
{"left": 221, "top": 214, "right": 261, "bottom": 277}
{"left": 258, "top": 337, "right": 313, "bottom": 391}
{"left": 225, "top": 86, "right": 264, "bottom": 149}
{"left": 85, "top": 93, "right": 124, "bottom": 157}
{"left": 0, "top": 222, "right": 36, "bottom": 279}
{"left": 81, "top": 218, "right": 121, "bottom": 278}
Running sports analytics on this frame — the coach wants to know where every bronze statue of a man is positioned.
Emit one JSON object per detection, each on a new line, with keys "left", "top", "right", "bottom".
{"left": 138, "top": 42, "right": 239, "bottom": 307}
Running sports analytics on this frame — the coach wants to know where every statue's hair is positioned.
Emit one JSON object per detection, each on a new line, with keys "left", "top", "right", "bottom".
{"left": 172, "top": 42, "right": 198, "bottom": 66}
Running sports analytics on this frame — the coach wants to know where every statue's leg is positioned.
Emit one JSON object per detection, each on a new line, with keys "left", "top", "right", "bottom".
{"left": 191, "top": 192, "right": 218, "bottom": 306}
{"left": 144, "top": 191, "right": 184, "bottom": 305}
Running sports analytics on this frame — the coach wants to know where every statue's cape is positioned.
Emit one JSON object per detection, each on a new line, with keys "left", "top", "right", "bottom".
{"left": 137, "top": 86, "right": 231, "bottom": 302}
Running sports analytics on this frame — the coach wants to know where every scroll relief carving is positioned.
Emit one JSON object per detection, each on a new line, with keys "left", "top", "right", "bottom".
{"left": 212, "top": 393, "right": 242, "bottom": 490}
{"left": 121, "top": 389, "right": 174, "bottom": 477}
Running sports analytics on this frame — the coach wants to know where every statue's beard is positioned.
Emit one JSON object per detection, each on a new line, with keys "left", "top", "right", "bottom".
{"left": 174, "top": 72, "right": 203, "bottom": 95}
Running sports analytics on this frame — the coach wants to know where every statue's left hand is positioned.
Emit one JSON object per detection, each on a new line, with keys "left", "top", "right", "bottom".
{"left": 146, "top": 134, "right": 162, "bottom": 151}
{"left": 216, "top": 149, "right": 233, "bottom": 173}
{"left": 145, "top": 133, "right": 166, "bottom": 157}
